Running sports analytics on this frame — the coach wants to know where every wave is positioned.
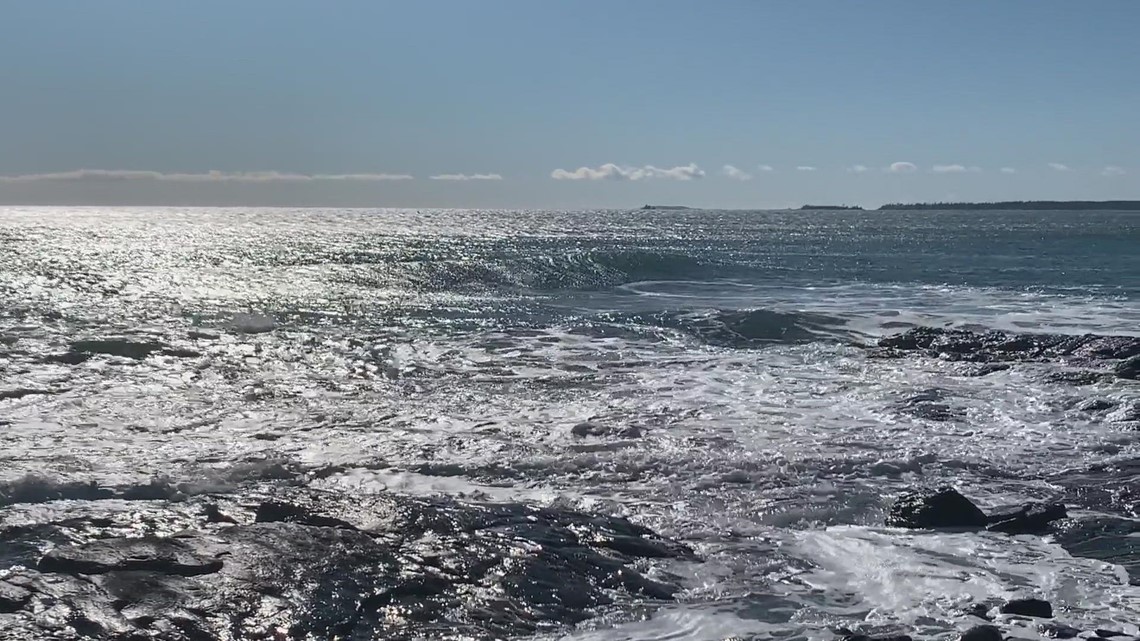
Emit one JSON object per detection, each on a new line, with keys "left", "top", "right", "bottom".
{"left": 334, "top": 248, "right": 738, "bottom": 293}
{"left": 588, "top": 308, "right": 853, "bottom": 347}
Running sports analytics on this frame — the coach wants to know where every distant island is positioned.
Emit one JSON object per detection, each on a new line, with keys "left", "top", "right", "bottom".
{"left": 877, "top": 200, "right": 1140, "bottom": 211}
{"left": 640, "top": 205, "right": 692, "bottom": 210}
{"left": 799, "top": 204, "right": 864, "bottom": 211}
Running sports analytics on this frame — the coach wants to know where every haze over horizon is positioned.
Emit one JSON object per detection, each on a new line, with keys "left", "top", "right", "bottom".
{"left": 2, "top": 1, "right": 1138, "bottom": 209}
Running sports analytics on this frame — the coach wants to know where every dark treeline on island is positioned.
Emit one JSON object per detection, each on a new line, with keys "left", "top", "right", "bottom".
{"left": 877, "top": 200, "right": 1140, "bottom": 211}
{"left": 799, "top": 205, "right": 864, "bottom": 210}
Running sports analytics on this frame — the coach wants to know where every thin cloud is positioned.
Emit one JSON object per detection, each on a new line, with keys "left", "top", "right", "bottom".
{"left": 757, "top": 164, "right": 774, "bottom": 172}
{"left": 848, "top": 165, "right": 870, "bottom": 173}
{"left": 796, "top": 166, "right": 817, "bottom": 172}
{"left": 1048, "top": 163, "right": 1070, "bottom": 172}
{"left": 0, "top": 169, "right": 415, "bottom": 183}
{"left": 1102, "top": 166, "right": 1126, "bottom": 176}
{"left": 887, "top": 162, "right": 917, "bottom": 173}
{"left": 932, "top": 164, "right": 982, "bottom": 173}
{"left": 429, "top": 173, "right": 503, "bottom": 181}
{"left": 1000, "top": 167, "right": 1017, "bottom": 174}
{"left": 550, "top": 163, "right": 705, "bottom": 181}
{"left": 721, "top": 164, "right": 753, "bottom": 181}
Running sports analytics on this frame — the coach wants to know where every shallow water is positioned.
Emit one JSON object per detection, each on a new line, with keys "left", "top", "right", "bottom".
{"left": 1, "top": 206, "right": 1139, "bottom": 640}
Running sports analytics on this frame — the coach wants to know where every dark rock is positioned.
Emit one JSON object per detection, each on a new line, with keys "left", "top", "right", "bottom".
{"left": 844, "top": 635, "right": 913, "bottom": 641}
{"left": 986, "top": 503, "right": 1067, "bottom": 534}
{"left": 875, "top": 328, "right": 1140, "bottom": 369}
{"left": 254, "top": 500, "right": 357, "bottom": 529}
{"left": 1117, "top": 356, "right": 1140, "bottom": 380}
{"left": 37, "top": 537, "right": 224, "bottom": 576}
{"left": 160, "top": 348, "right": 202, "bottom": 358}
{"left": 886, "top": 487, "right": 989, "bottom": 529}
{"left": 1095, "top": 629, "right": 1129, "bottom": 638}
{"left": 202, "top": 503, "right": 238, "bottom": 524}
{"left": 1047, "top": 370, "right": 1109, "bottom": 386}
{"left": 1078, "top": 398, "right": 1118, "bottom": 412}
{"left": 43, "top": 350, "right": 91, "bottom": 365}
{"left": 187, "top": 330, "right": 220, "bottom": 340}
{"left": 960, "top": 363, "right": 1011, "bottom": 377}
{"left": 962, "top": 603, "right": 993, "bottom": 620}
{"left": 0, "top": 488, "right": 693, "bottom": 640}
{"left": 999, "top": 598, "right": 1052, "bottom": 618}
{"left": 1039, "top": 622, "right": 1080, "bottom": 638}
{"left": 0, "top": 580, "right": 32, "bottom": 612}
{"left": 71, "top": 339, "right": 166, "bottom": 360}
{"left": 570, "top": 421, "right": 641, "bottom": 438}
{"left": 0, "top": 388, "right": 56, "bottom": 401}
{"left": 960, "top": 625, "right": 1004, "bottom": 641}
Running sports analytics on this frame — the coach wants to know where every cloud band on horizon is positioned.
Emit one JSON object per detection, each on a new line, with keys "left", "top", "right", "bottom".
{"left": 550, "top": 163, "right": 705, "bottom": 181}
{"left": 0, "top": 169, "right": 415, "bottom": 183}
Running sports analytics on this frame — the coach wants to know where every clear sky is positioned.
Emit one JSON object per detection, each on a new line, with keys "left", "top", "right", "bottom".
{"left": 1, "top": 1, "right": 1137, "bottom": 209}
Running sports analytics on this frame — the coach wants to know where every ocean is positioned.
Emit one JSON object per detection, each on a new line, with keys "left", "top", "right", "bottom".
{"left": 1, "top": 206, "right": 1139, "bottom": 640}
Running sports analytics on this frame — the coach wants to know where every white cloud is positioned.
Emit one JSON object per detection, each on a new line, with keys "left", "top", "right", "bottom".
{"left": 1102, "top": 166, "right": 1126, "bottom": 176}
{"left": 1048, "top": 163, "right": 1070, "bottom": 172}
{"left": 429, "top": 173, "right": 503, "bottom": 181}
{"left": 0, "top": 169, "right": 415, "bottom": 183}
{"left": 757, "top": 164, "right": 774, "bottom": 172}
{"left": 847, "top": 165, "right": 870, "bottom": 173}
{"left": 721, "top": 165, "right": 752, "bottom": 181}
{"left": 796, "top": 166, "right": 817, "bottom": 172}
{"left": 888, "top": 162, "right": 917, "bottom": 173}
{"left": 932, "top": 164, "right": 983, "bottom": 173}
{"left": 550, "top": 163, "right": 705, "bottom": 181}
{"left": 1000, "top": 167, "right": 1017, "bottom": 174}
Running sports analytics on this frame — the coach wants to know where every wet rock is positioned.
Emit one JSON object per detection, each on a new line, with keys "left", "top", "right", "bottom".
{"left": 960, "top": 363, "right": 1011, "bottom": 377}
{"left": 1095, "top": 629, "right": 1130, "bottom": 638}
{"left": 1039, "top": 622, "right": 1080, "bottom": 638}
{"left": 886, "top": 487, "right": 989, "bottom": 529}
{"left": 1077, "top": 398, "right": 1117, "bottom": 412}
{"left": 986, "top": 502, "right": 1067, "bottom": 534}
{"left": 254, "top": 500, "right": 358, "bottom": 529}
{"left": 159, "top": 347, "right": 202, "bottom": 358}
{"left": 843, "top": 635, "right": 913, "bottom": 641}
{"left": 0, "top": 488, "right": 693, "bottom": 640}
{"left": 962, "top": 603, "right": 993, "bottom": 620}
{"left": 202, "top": 503, "right": 238, "bottom": 524}
{"left": 0, "top": 388, "right": 56, "bottom": 401}
{"left": 71, "top": 339, "right": 166, "bottom": 360}
{"left": 1047, "top": 370, "right": 1110, "bottom": 386}
{"left": 1051, "top": 517, "right": 1140, "bottom": 584}
{"left": 1117, "top": 356, "right": 1140, "bottom": 380}
{"left": 1000, "top": 598, "right": 1053, "bottom": 618}
{"left": 187, "top": 330, "right": 220, "bottom": 340}
{"left": 0, "top": 581, "right": 32, "bottom": 612}
{"left": 42, "top": 350, "right": 91, "bottom": 365}
{"left": 960, "top": 624, "right": 1004, "bottom": 641}
{"left": 38, "top": 537, "right": 224, "bottom": 576}
{"left": 570, "top": 421, "right": 642, "bottom": 438}
{"left": 875, "top": 328, "right": 1140, "bottom": 369}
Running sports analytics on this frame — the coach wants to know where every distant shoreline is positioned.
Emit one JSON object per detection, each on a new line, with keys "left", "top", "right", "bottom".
{"left": 876, "top": 200, "right": 1140, "bottom": 211}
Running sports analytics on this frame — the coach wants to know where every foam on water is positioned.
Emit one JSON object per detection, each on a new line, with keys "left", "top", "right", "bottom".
{"left": 2, "top": 206, "right": 1139, "bottom": 639}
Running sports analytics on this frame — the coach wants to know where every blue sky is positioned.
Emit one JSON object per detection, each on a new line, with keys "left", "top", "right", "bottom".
{"left": 1, "top": 1, "right": 1137, "bottom": 208}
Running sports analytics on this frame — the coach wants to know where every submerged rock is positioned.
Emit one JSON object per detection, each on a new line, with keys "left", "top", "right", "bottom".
{"left": 1000, "top": 598, "right": 1053, "bottom": 618}
{"left": 1118, "top": 356, "right": 1140, "bottom": 380}
{"left": 960, "top": 625, "right": 1004, "bottom": 641}
{"left": 986, "top": 503, "right": 1067, "bottom": 534}
{"left": 886, "top": 487, "right": 989, "bottom": 529}
{"left": 38, "top": 537, "right": 224, "bottom": 576}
